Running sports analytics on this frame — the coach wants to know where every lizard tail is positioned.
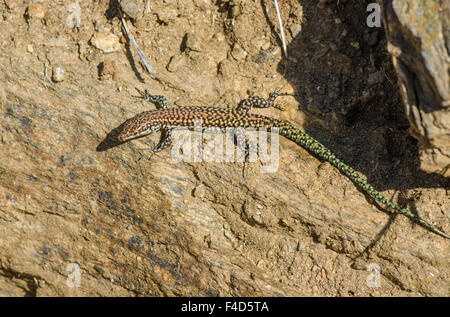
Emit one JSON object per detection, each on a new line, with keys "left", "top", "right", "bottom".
{"left": 277, "top": 121, "right": 450, "bottom": 239}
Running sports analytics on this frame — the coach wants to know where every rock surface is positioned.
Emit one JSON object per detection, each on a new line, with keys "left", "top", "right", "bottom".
{"left": 0, "top": 0, "right": 448, "bottom": 297}
{"left": 382, "top": 0, "right": 450, "bottom": 174}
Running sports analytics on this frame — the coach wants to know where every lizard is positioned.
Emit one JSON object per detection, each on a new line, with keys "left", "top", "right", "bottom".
{"left": 116, "top": 90, "right": 450, "bottom": 239}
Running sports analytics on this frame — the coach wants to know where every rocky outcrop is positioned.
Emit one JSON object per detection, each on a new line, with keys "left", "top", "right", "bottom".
{"left": 382, "top": 0, "right": 450, "bottom": 174}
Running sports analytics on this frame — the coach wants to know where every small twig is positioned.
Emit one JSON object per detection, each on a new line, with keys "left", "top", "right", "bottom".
{"left": 118, "top": 1, "right": 156, "bottom": 78}
{"left": 273, "top": 0, "right": 288, "bottom": 58}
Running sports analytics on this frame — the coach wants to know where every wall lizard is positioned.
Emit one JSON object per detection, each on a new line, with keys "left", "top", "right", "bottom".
{"left": 117, "top": 90, "right": 449, "bottom": 239}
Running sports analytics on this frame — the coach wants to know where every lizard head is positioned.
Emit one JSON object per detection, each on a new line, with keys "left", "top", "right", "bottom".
{"left": 117, "top": 111, "right": 162, "bottom": 142}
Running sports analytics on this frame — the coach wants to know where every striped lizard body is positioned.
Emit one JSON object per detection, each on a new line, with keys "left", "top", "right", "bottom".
{"left": 117, "top": 91, "right": 449, "bottom": 239}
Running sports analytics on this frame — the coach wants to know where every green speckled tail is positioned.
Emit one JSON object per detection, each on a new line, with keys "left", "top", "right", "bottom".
{"left": 278, "top": 121, "right": 450, "bottom": 239}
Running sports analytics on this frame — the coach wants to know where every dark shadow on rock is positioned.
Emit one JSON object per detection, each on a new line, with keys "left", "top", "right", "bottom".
{"left": 96, "top": 122, "right": 127, "bottom": 152}
{"left": 274, "top": 0, "right": 448, "bottom": 192}
{"left": 105, "top": 0, "right": 145, "bottom": 83}
{"left": 260, "top": 0, "right": 283, "bottom": 53}
{"left": 124, "top": 41, "right": 146, "bottom": 83}
{"left": 105, "top": 0, "right": 119, "bottom": 20}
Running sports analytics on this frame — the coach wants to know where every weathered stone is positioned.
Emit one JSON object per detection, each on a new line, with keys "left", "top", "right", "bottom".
{"left": 51, "top": 66, "right": 65, "bottom": 82}
{"left": 26, "top": 3, "right": 45, "bottom": 20}
{"left": 382, "top": 0, "right": 450, "bottom": 174}
{"left": 120, "top": 0, "right": 143, "bottom": 19}
{"left": 90, "top": 33, "right": 121, "bottom": 53}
